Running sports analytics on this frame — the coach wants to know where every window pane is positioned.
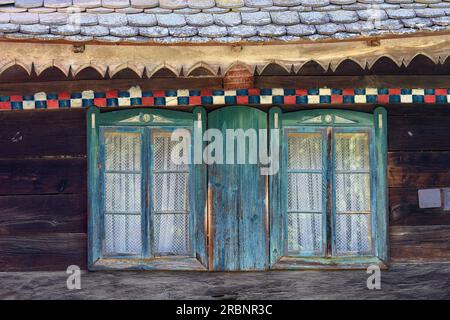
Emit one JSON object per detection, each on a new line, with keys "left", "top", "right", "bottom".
{"left": 154, "top": 214, "right": 190, "bottom": 256}
{"left": 104, "top": 132, "right": 141, "bottom": 171}
{"left": 105, "top": 173, "right": 141, "bottom": 213}
{"left": 335, "top": 214, "right": 372, "bottom": 256}
{"left": 153, "top": 173, "right": 189, "bottom": 212}
{"left": 104, "top": 214, "right": 142, "bottom": 255}
{"left": 335, "top": 173, "right": 370, "bottom": 213}
{"left": 287, "top": 132, "right": 322, "bottom": 170}
{"left": 153, "top": 130, "right": 189, "bottom": 171}
{"left": 288, "top": 173, "right": 322, "bottom": 212}
{"left": 335, "top": 133, "right": 369, "bottom": 171}
{"left": 288, "top": 213, "right": 322, "bottom": 255}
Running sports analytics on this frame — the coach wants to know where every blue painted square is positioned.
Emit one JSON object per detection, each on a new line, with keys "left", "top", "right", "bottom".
{"left": 47, "top": 93, "right": 58, "bottom": 100}
{"left": 320, "top": 95, "right": 331, "bottom": 103}
{"left": 142, "top": 91, "right": 153, "bottom": 97}
{"left": 260, "top": 88, "right": 272, "bottom": 96}
{"left": 212, "top": 90, "right": 224, "bottom": 96}
{"left": 59, "top": 100, "right": 71, "bottom": 108}
{"left": 378, "top": 88, "right": 389, "bottom": 95}
{"left": 131, "top": 98, "right": 142, "bottom": 106}
{"left": 178, "top": 96, "right": 189, "bottom": 105}
{"left": 11, "top": 102, "right": 23, "bottom": 110}
{"left": 35, "top": 100, "right": 47, "bottom": 109}
{"left": 107, "top": 98, "right": 118, "bottom": 107}
{"left": 331, "top": 88, "right": 342, "bottom": 95}
{"left": 307, "top": 89, "right": 319, "bottom": 95}
{"left": 436, "top": 95, "right": 447, "bottom": 103}
{"left": 71, "top": 92, "right": 82, "bottom": 99}
{"left": 118, "top": 91, "right": 130, "bottom": 98}
{"left": 366, "top": 95, "right": 377, "bottom": 103}
{"left": 189, "top": 90, "right": 201, "bottom": 96}
{"left": 343, "top": 96, "right": 354, "bottom": 103}
{"left": 83, "top": 99, "right": 94, "bottom": 107}
{"left": 273, "top": 96, "right": 284, "bottom": 104}
{"left": 94, "top": 92, "right": 105, "bottom": 98}
{"left": 23, "top": 95, "right": 34, "bottom": 101}
{"left": 412, "top": 95, "right": 424, "bottom": 103}
{"left": 225, "top": 96, "right": 237, "bottom": 104}
{"left": 296, "top": 96, "right": 308, "bottom": 104}
{"left": 154, "top": 97, "right": 166, "bottom": 106}
{"left": 389, "top": 95, "right": 400, "bottom": 103}
{"left": 201, "top": 96, "right": 213, "bottom": 104}
{"left": 249, "top": 96, "right": 260, "bottom": 104}
{"left": 424, "top": 89, "right": 435, "bottom": 95}
{"left": 354, "top": 88, "right": 365, "bottom": 95}
{"left": 401, "top": 89, "right": 412, "bottom": 95}
{"left": 165, "top": 90, "right": 177, "bottom": 97}
{"left": 284, "top": 89, "right": 295, "bottom": 96}
{"left": 236, "top": 89, "right": 248, "bottom": 96}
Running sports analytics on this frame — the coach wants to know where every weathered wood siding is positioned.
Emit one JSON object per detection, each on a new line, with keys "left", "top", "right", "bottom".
{"left": 0, "top": 105, "right": 449, "bottom": 270}
{"left": 0, "top": 110, "right": 87, "bottom": 271}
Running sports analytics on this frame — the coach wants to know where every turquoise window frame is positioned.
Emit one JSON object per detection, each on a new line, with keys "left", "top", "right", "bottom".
{"left": 269, "top": 107, "right": 388, "bottom": 269}
{"left": 87, "top": 107, "right": 207, "bottom": 270}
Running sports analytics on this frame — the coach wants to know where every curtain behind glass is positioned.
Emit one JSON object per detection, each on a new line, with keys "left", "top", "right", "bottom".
{"left": 152, "top": 129, "right": 190, "bottom": 256}
{"left": 103, "top": 131, "right": 142, "bottom": 255}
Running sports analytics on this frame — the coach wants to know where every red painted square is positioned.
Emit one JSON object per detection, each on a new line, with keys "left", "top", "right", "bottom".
{"left": 142, "top": 97, "right": 154, "bottom": 106}
{"left": 284, "top": 96, "right": 296, "bottom": 105}
{"left": 94, "top": 98, "right": 106, "bottom": 107}
{"left": 106, "top": 90, "right": 118, "bottom": 98}
{"left": 0, "top": 102, "right": 11, "bottom": 110}
{"left": 237, "top": 96, "right": 249, "bottom": 104}
{"left": 435, "top": 89, "right": 447, "bottom": 95}
{"left": 343, "top": 89, "right": 354, "bottom": 96}
{"left": 153, "top": 90, "right": 166, "bottom": 97}
{"left": 189, "top": 96, "right": 201, "bottom": 105}
{"left": 331, "top": 95, "right": 343, "bottom": 104}
{"left": 10, "top": 95, "right": 23, "bottom": 102}
{"left": 389, "top": 88, "right": 401, "bottom": 95}
{"left": 47, "top": 99, "right": 59, "bottom": 109}
{"left": 424, "top": 95, "right": 436, "bottom": 103}
{"left": 248, "top": 88, "right": 260, "bottom": 96}
{"left": 201, "top": 89, "right": 212, "bottom": 96}
{"left": 378, "top": 95, "right": 389, "bottom": 103}
{"left": 58, "top": 92, "right": 70, "bottom": 100}
{"left": 295, "top": 89, "right": 307, "bottom": 96}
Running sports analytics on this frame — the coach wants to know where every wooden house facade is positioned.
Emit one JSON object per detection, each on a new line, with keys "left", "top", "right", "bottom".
{"left": 0, "top": 0, "right": 449, "bottom": 272}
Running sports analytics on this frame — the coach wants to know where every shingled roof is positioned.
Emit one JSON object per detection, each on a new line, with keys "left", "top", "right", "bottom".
{"left": 0, "top": 0, "right": 449, "bottom": 44}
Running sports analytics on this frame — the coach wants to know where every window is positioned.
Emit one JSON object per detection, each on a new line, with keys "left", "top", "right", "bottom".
{"left": 88, "top": 108, "right": 207, "bottom": 270}
{"left": 270, "top": 108, "right": 388, "bottom": 267}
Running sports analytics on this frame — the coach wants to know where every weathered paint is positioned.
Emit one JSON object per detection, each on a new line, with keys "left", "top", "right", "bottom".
{"left": 87, "top": 107, "right": 208, "bottom": 271}
{"left": 208, "top": 106, "right": 268, "bottom": 271}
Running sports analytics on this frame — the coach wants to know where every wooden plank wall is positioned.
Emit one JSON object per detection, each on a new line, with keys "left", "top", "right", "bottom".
{"left": 0, "top": 110, "right": 87, "bottom": 271}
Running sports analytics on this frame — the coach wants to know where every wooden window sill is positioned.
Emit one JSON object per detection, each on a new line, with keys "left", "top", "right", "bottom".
{"left": 272, "top": 256, "right": 388, "bottom": 270}
{"left": 90, "top": 257, "right": 207, "bottom": 271}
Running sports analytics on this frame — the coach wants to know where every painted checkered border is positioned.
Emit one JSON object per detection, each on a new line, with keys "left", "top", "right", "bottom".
{"left": 0, "top": 88, "right": 449, "bottom": 110}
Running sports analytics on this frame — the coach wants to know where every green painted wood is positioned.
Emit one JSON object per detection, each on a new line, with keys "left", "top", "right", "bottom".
{"left": 208, "top": 106, "right": 268, "bottom": 271}
{"left": 87, "top": 107, "right": 207, "bottom": 270}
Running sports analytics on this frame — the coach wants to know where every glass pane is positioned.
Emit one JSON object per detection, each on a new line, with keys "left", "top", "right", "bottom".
{"left": 287, "top": 132, "right": 322, "bottom": 170}
{"left": 288, "top": 213, "right": 322, "bottom": 255}
{"left": 288, "top": 173, "right": 322, "bottom": 212}
{"left": 335, "top": 133, "right": 369, "bottom": 171}
{"left": 154, "top": 214, "right": 190, "bottom": 256}
{"left": 104, "top": 214, "right": 142, "bottom": 255}
{"left": 335, "top": 214, "right": 372, "bottom": 256}
{"left": 153, "top": 173, "right": 189, "bottom": 212}
{"left": 335, "top": 173, "right": 370, "bottom": 213}
{"left": 105, "top": 173, "right": 141, "bottom": 213}
{"left": 104, "top": 131, "right": 141, "bottom": 171}
{"left": 153, "top": 129, "right": 189, "bottom": 171}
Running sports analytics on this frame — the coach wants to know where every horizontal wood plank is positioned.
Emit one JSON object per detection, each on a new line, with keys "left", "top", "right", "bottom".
{"left": 389, "top": 187, "right": 450, "bottom": 226}
{"left": 0, "top": 157, "right": 86, "bottom": 195}
{"left": 0, "top": 233, "right": 87, "bottom": 271}
{"left": 390, "top": 225, "right": 450, "bottom": 262}
{"left": 0, "top": 194, "right": 86, "bottom": 235}
{"left": 0, "top": 109, "right": 86, "bottom": 158}
{"left": 388, "top": 151, "right": 450, "bottom": 188}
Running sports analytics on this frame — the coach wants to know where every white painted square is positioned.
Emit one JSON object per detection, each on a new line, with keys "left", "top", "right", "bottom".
{"left": 366, "top": 88, "right": 377, "bottom": 95}
{"left": 412, "top": 89, "right": 425, "bottom": 95}
{"left": 400, "top": 95, "right": 413, "bottom": 103}
{"left": 418, "top": 188, "right": 442, "bottom": 209}
{"left": 308, "top": 95, "right": 320, "bottom": 104}
{"left": 71, "top": 99, "right": 82, "bottom": 108}
{"left": 212, "top": 96, "right": 225, "bottom": 104}
{"left": 23, "top": 100, "right": 35, "bottom": 110}
{"left": 355, "top": 95, "right": 367, "bottom": 103}
{"left": 166, "top": 97, "right": 178, "bottom": 106}
{"left": 319, "top": 88, "right": 331, "bottom": 95}
{"left": 260, "top": 95, "right": 273, "bottom": 104}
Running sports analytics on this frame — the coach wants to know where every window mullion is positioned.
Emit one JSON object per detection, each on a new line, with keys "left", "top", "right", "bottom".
{"left": 325, "top": 127, "right": 333, "bottom": 258}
